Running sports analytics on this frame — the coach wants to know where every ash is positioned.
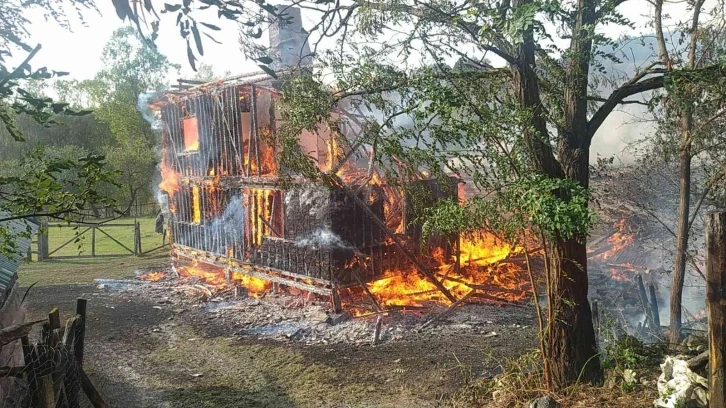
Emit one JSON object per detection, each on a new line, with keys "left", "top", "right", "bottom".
{"left": 101, "top": 266, "right": 535, "bottom": 346}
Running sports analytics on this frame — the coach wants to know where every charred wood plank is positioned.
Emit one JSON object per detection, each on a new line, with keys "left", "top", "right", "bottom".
{"left": 635, "top": 274, "right": 658, "bottom": 336}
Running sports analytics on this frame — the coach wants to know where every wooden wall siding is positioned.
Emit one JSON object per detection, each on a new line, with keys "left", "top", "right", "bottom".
{"left": 161, "top": 83, "right": 435, "bottom": 286}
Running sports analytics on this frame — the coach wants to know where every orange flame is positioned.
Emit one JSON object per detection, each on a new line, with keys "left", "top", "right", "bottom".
{"left": 139, "top": 271, "right": 165, "bottom": 282}
{"left": 179, "top": 260, "right": 227, "bottom": 288}
{"left": 192, "top": 186, "right": 201, "bottom": 224}
{"left": 159, "top": 162, "right": 181, "bottom": 195}
{"left": 363, "top": 233, "right": 527, "bottom": 307}
{"left": 459, "top": 234, "right": 518, "bottom": 267}
{"left": 591, "top": 219, "right": 634, "bottom": 261}
{"left": 231, "top": 271, "right": 272, "bottom": 297}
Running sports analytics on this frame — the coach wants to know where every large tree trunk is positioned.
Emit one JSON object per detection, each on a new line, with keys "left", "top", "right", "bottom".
{"left": 510, "top": 0, "right": 602, "bottom": 388}
{"left": 547, "top": 235, "right": 602, "bottom": 386}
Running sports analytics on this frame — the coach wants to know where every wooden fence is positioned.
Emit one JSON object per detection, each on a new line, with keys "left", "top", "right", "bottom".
{"left": 0, "top": 299, "right": 108, "bottom": 407}
{"left": 75, "top": 202, "right": 160, "bottom": 220}
{"left": 30, "top": 220, "right": 168, "bottom": 261}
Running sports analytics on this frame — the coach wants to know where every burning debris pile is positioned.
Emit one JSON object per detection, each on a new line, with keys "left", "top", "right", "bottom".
{"left": 586, "top": 215, "right": 670, "bottom": 334}
{"left": 126, "top": 265, "right": 535, "bottom": 346}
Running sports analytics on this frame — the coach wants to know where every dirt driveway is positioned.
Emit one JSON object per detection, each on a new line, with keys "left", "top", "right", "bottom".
{"left": 23, "top": 282, "right": 535, "bottom": 408}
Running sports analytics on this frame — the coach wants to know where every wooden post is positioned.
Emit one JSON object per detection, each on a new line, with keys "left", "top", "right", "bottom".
{"left": 38, "top": 221, "right": 49, "bottom": 261}
{"left": 75, "top": 298, "right": 87, "bottom": 367}
{"left": 22, "top": 335, "right": 40, "bottom": 404}
{"left": 707, "top": 210, "right": 726, "bottom": 408}
{"left": 91, "top": 227, "right": 96, "bottom": 257}
{"left": 648, "top": 284, "right": 661, "bottom": 330}
{"left": 636, "top": 274, "right": 657, "bottom": 334}
{"left": 133, "top": 221, "right": 141, "bottom": 256}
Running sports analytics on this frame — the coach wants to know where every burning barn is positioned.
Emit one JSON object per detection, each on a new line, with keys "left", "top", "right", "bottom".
{"left": 149, "top": 7, "right": 529, "bottom": 312}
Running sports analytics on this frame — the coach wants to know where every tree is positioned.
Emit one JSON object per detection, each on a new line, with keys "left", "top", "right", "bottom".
{"left": 116, "top": 0, "right": 724, "bottom": 388}
{"left": 0, "top": 0, "right": 117, "bottom": 254}
{"left": 647, "top": 4, "right": 726, "bottom": 343}
{"left": 71, "top": 26, "right": 179, "bottom": 209}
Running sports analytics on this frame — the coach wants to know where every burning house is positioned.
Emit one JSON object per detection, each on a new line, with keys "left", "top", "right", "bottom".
{"left": 149, "top": 7, "right": 529, "bottom": 312}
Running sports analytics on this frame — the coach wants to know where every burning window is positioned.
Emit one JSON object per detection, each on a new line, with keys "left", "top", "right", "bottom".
{"left": 182, "top": 117, "right": 199, "bottom": 152}
{"left": 191, "top": 186, "right": 201, "bottom": 224}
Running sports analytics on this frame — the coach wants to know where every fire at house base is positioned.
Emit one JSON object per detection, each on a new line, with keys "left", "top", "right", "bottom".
{"left": 127, "top": 264, "right": 537, "bottom": 347}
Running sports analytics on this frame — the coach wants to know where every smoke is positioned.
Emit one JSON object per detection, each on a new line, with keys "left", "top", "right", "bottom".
{"left": 206, "top": 197, "right": 246, "bottom": 253}
{"left": 136, "top": 92, "right": 163, "bottom": 130}
{"left": 295, "top": 228, "right": 351, "bottom": 250}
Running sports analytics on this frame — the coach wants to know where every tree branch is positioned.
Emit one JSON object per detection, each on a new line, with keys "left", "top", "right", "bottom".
{"left": 587, "top": 95, "right": 649, "bottom": 106}
{"left": 588, "top": 74, "right": 665, "bottom": 139}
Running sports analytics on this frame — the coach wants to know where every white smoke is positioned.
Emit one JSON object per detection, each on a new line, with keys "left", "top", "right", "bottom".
{"left": 136, "top": 92, "right": 163, "bottom": 130}
{"left": 206, "top": 197, "right": 246, "bottom": 253}
{"left": 295, "top": 228, "right": 351, "bottom": 249}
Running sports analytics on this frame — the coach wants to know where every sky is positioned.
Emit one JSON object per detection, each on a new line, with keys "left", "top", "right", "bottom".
{"left": 19, "top": 0, "right": 674, "bottom": 81}
{"left": 17, "top": 0, "right": 709, "bottom": 162}
{"left": 20, "top": 1, "right": 258, "bottom": 81}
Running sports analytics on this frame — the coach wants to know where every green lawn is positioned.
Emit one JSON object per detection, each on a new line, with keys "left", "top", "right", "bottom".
{"left": 43, "top": 216, "right": 163, "bottom": 258}
{"left": 19, "top": 217, "right": 171, "bottom": 286}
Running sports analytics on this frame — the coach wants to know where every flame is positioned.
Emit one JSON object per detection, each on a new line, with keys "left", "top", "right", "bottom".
{"left": 183, "top": 117, "right": 199, "bottom": 152}
{"left": 178, "top": 259, "right": 271, "bottom": 296}
{"left": 192, "top": 186, "right": 201, "bottom": 224}
{"left": 590, "top": 219, "right": 634, "bottom": 261}
{"left": 459, "top": 234, "right": 518, "bottom": 266}
{"left": 231, "top": 271, "right": 271, "bottom": 297}
{"left": 159, "top": 162, "right": 181, "bottom": 195}
{"left": 179, "top": 260, "right": 227, "bottom": 287}
{"left": 362, "top": 233, "right": 527, "bottom": 308}
{"left": 139, "top": 271, "right": 165, "bottom": 282}
{"left": 184, "top": 139, "right": 199, "bottom": 152}
{"left": 458, "top": 183, "right": 467, "bottom": 202}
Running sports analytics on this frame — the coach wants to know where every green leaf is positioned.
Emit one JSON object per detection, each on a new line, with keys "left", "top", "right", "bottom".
{"left": 191, "top": 23, "right": 204, "bottom": 56}
{"left": 200, "top": 22, "right": 221, "bottom": 31}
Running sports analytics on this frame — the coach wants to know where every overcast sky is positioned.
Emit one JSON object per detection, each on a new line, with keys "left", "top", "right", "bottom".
{"left": 18, "top": 0, "right": 707, "bottom": 162}
{"left": 20, "top": 0, "right": 673, "bottom": 81}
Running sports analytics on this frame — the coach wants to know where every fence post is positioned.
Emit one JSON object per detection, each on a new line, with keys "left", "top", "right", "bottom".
{"left": 134, "top": 221, "right": 141, "bottom": 256}
{"left": 38, "top": 221, "right": 49, "bottom": 261}
{"left": 75, "top": 298, "right": 87, "bottom": 367}
{"left": 91, "top": 227, "right": 96, "bottom": 257}
{"left": 707, "top": 210, "right": 726, "bottom": 408}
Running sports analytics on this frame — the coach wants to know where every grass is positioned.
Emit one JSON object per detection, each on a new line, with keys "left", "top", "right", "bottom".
{"left": 18, "top": 248, "right": 170, "bottom": 287}
{"left": 43, "top": 216, "right": 163, "bottom": 258}
{"left": 19, "top": 216, "right": 169, "bottom": 287}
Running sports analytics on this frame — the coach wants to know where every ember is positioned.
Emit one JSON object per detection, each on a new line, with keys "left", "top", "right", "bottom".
{"left": 139, "top": 271, "right": 166, "bottom": 282}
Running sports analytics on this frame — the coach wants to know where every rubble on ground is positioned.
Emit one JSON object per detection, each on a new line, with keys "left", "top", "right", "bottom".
{"left": 92, "top": 267, "right": 534, "bottom": 347}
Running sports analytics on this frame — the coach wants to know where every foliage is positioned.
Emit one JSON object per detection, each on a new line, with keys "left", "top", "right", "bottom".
{"left": 601, "top": 335, "right": 666, "bottom": 371}
{"left": 47, "top": 26, "right": 178, "bottom": 209}
{"left": 0, "top": 0, "right": 130, "bottom": 257}
{"left": 114, "top": 0, "right": 725, "bottom": 389}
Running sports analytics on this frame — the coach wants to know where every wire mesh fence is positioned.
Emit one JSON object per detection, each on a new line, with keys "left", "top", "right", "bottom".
{"left": 0, "top": 299, "right": 106, "bottom": 408}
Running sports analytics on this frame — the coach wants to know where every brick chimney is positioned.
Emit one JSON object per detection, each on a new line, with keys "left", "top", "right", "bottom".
{"left": 268, "top": 6, "right": 312, "bottom": 71}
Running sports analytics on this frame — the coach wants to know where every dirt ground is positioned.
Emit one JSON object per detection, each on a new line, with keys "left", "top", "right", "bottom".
{"left": 22, "top": 265, "right": 536, "bottom": 408}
